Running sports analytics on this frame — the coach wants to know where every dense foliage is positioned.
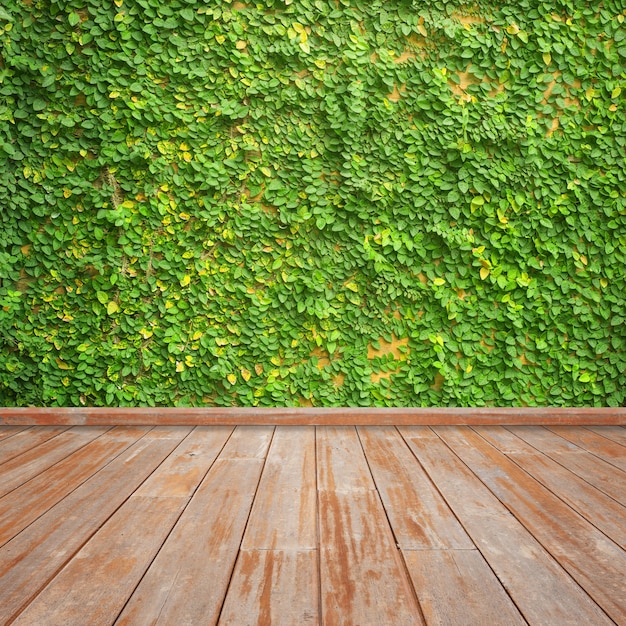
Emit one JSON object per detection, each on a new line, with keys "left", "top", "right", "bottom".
{"left": 1, "top": 0, "right": 625, "bottom": 406}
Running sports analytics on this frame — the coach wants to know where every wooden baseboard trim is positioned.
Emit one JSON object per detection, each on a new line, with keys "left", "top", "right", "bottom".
{"left": 0, "top": 407, "right": 625, "bottom": 426}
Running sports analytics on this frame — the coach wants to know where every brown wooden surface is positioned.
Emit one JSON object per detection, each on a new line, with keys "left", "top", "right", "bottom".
{"left": 1, "top": 406, "right": 626, "bottom": 425}
{"left": 1, "top": 424, "right": 624, "bottom": 625}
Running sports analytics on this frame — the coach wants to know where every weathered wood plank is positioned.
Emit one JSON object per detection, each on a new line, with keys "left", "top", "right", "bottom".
{"left": 0, "top": 427, "right": 147, "bottom": 547}
{"left": 316, "top": 426, "right": 376, "bottom": 492}
{"left": 11, "top": 496, "right": 187, "bottom": 626}
{"left": 242, "top": 426, "right": 316, "bottom": 550}
{"left": 0, "top": 426, "right": 28, "bottom": 441}
{"left": 547, "top": 426, "right": 626, "bottom": 472}
{"left": 508, "top": 426, "right": 626, "bottom": 507}
{"left": 318, "top": 488, "right": 424, "bottom": 625}
{"left": 0, "top": 426, "right": 109, "bottom": 498}
{"left": 134, "top": 426, "right": 233, "bottom": 498}
{"left": 218, "top": 550, "right": 319, "bottom": 625}
{"left": 0, "top": 428, "right": 186, "bottom": 625}
{"left": 436, "top": 426, "right": 626, "bottom": 624}
{"left": 115, "top": 428, "right": 273, "bottom": 625}
{"left": 401, "top": 429, "right": 613, "bottom": 625}
{"left": 2, "top": 406, "right": 625, "bottom": 425}
{"left": 357, "top": 426, "right": 473, "bottom": 549}
{"left": 586, "top": 425, "right": 626, "bottom": 446}
{"left": 0, "top": 426, "right": 69, "bottom": 464}
{"left": 475, "top": 426, "right": 626, "bottom": 548}
{"left": 219, "top": 425, "right": 274, "bottom": 458}
{"left": 403, "top": 549, "right": 526, "bottom": 626}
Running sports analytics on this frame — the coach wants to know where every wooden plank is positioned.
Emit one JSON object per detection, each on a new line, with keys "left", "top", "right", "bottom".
{"left": 218, "top": 550, "right": 319, "bottom": 625}
{"left": 316, "top": 426, "right": 376, "bottom": 492}
{"left": 318, "top": 489, "right": 424, "bottom": 625}
{"left": 11, "top": 496, "right": 187, "bottom": 626}
{"left": 218, "top": 424, "right": 274, "bottom": 458}
{"left": 0, "top": 426, "right": 109, "bottom": 498}
{"left": 0, "top": 427, "right": 148, "bottom": 547}
{"left": 0, "top": 428, "right": 187, "bottom": 625}
{"left": 1, "top": 406, "right": 625, "bottom": 425}
{"left": 242, "top": 426, "right": 316, "bottom": 550}
{"left": 317, "top": 426, "right": 422, "bottom": 624}
{"left": 586, "top": 425, "right": 626, "bottom": 446}
{"left": 357, "top": 426, "right": 473, "bottom": 549}
{"left": 0, "top": 426, "right": 28, "bottom": 441}
{"left": 401, "top": 429, "right": 614, "bottom": 625}
{"left": 547, "top": 426, "right": 626, "bottom": 472}
{"left": 134, "top": 426, "right": 233, "bottom": 497}
{"left": 0, "top": 426, "right": 69, "bottom": 464}
{"left": 403, "top": 549, "right": 526, "bottom": 626}
{"left": 509, "top": 426, "right": 626, "bottom": 506}
{"left": 115, "top": 428, "right": 273, "bottom": 625}
{"left": 476, "top": 426, "right": 626, "bottom": 548}
{"left": 436, "top": 426, "right": 626, "bottom": 624}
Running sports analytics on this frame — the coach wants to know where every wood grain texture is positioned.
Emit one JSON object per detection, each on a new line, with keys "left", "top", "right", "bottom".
{"left": 318, "top": 488, "right": 424, "bottom": 625}
{"left": 357, "top": 426, "right": 473, "bottom": 549}
{"left": 316, "top": 426, "right": 376, "bottom": 492}
{"left": 402, "top": 431, "right": 614, "bottom": 625}
{"left": 0, "top": 426, "right": 108, "bottom": 498}
{"left": 0, "top": 426, "right": 28, "bottom": 441}
{"left": 508, "top": 426, "right": 626, "bottom": 506}
{"left": 11, "top": 496, "right": 187, "bottom": 626}
{"left": 585, "top": 425, "right": 626, "bottom": 445}
{"left": 436, "top": 425, "right": 626, "bottom": 623}
{"left": 0, "top": 428, "right": 142, "bottom": 546}
{"left": 0, "top": 426, "right": 69, "bottom": 464}
{"left": 1, "top": 406, "right": 625, "bottom": 425}
{"left": 0, "top": 431, "right": 184, "bottom": 625}
{"left": 114, "top": 431, "right": 272, "bottom": 626}
{"left": 242, "top": 426, "right": 316, "bottom": 550}
{"left": 547, "top": 425, "right": 626, "bottom": 471}
{"left": 475, "top": 426, "right": 626, "bottom": 547}
{"left": 218, "top": 550, "right": 319, "bottom": 626}
{"left": 133, "top": 426, "right": 232, "bottom": 498}
{"left": 403, "top": 549, "right": 526, "bottom": 626}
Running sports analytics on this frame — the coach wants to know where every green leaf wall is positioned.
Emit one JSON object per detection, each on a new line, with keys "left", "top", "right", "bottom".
{"left": 1, "top": 0, "right": 625, "bottom": 406}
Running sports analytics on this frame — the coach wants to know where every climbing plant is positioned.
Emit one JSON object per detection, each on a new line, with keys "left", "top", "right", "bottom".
{"left": 1, "top": 0, "right": 625, "bottom": 406}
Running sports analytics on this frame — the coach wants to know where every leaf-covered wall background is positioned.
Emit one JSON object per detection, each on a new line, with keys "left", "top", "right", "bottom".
{"left": 1, "top": 0, "right": 625, "bottom": 407}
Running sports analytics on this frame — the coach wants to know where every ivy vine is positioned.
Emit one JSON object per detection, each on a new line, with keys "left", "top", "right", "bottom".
{"left": 1, "top": 0, "right": 625, "bottom": 406}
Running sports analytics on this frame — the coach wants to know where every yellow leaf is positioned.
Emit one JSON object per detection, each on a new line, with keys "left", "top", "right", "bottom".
{"left": 236, "top": 40, "right": 247, "bottom": 49}
{"left": 314, "top": 58, "right": 326, "bottom": 69}
{"left": 109, "top": 91, "right": 120, "bottom": 99}
{"left": 255, "top": 363, "right": 264, "bottom": 375}
{"left": 176, "top": 361, "right": 185, "bottom": 372}
{"left": 107, "top": 301, "right": 119, "bottom": 315}
{"left": 600, "top": 278, "right": 608, "bottom": 288}
{"left": 433, "top": 277, "right": 446, "bottom": 286}
{"left": 241, "top": 368, "right": 251, "bottom": 382}
{"left": 215, "top": 34, "right": 225, "bottom": 44}
{"left": 466, "top": 363, "right": 473, "bottom": 373}
{"left": 299, "top": 41, "right": 310, "bottom": 54}
{"left": 417, "top": 23, "right": 427, "bottom": 37}
{"left": 185, "top": 355, "right": 194, "bottom": 367}
{"left": 292, "top": 22, "right": 304, "bottom": 33}
{"left": 56, "top": 358, "right": 74, "bottom": 370}
{"left": 139, "top": 328, "right": 153, "bottom": 339}
{"left": 180, "top": 275, "right": 191, "bottom": 287}
{"left": 480, "top": 267, "right": 490, "bottom": 280}
{"left": 611, "top": 86, "right": 621, "bottom": 99}
{"left": 63, "top": 188, "right": 72, "bottom": 198}
{"left": 585, "top": 87, "right": 595, "bottom": 101}
{"left": 345, "top": 281, "right": 359, "bottom": 292}
{"left": 609, "top": 104, "right": 618, "bottom": 112}
{"left": 542, "top": 52, "right": 551, "bottom": 66}
{"left": 260, "top": 166, "right": 272, "bottom": 176}
{"left": 227, "top": 373, "right": 237, "bottom": 385}
{"left": 215, "top": 337, "right": 228, "bottom": 346}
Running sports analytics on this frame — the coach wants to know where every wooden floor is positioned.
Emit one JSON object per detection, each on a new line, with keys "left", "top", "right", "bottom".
{"left": 0, "top": 424, "right": 624, "bottom": 625}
